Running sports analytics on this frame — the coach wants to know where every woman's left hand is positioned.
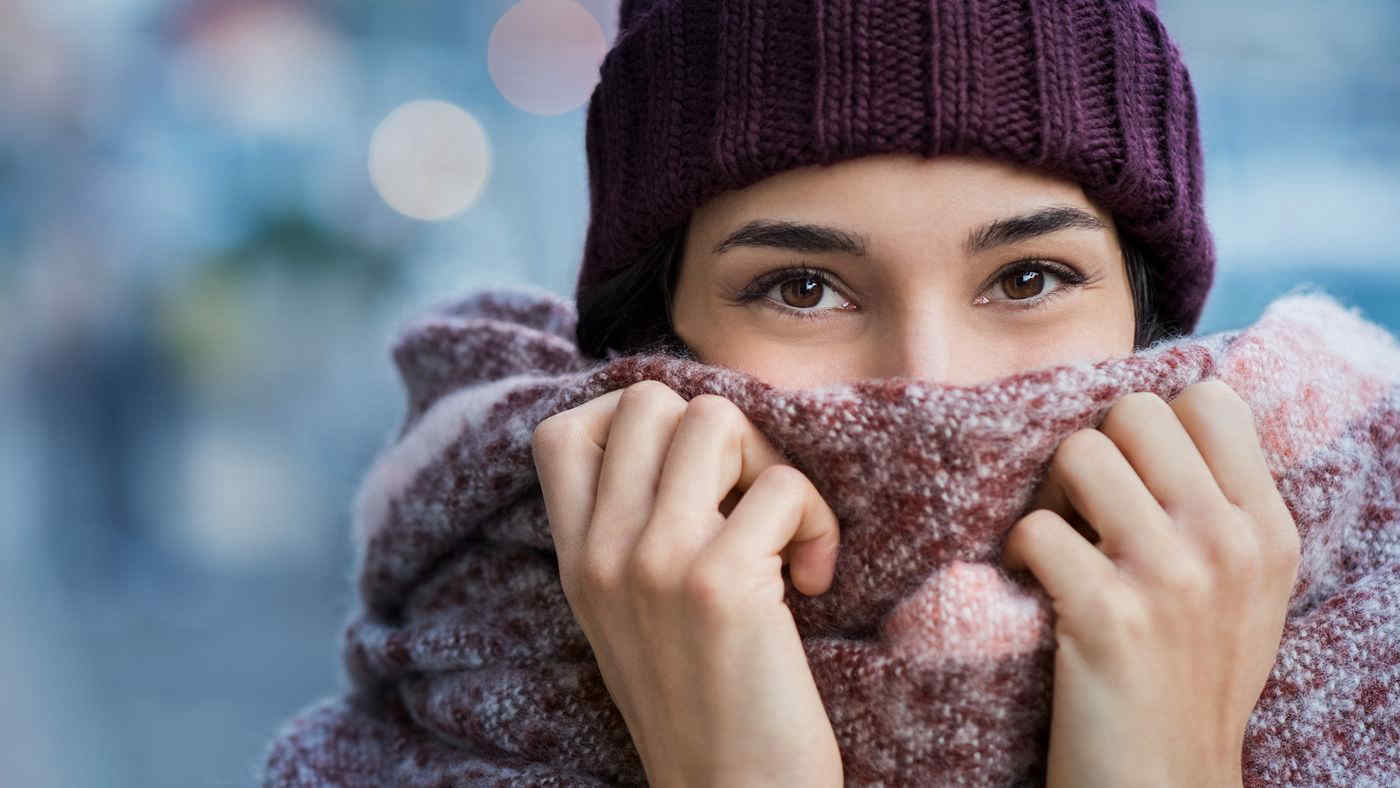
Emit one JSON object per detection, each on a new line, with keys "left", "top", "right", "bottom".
{"left": 1001, "top": 379, "right": 1302, "bottom": 787}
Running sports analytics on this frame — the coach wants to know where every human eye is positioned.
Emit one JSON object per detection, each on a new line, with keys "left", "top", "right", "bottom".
{"left": 975, "top": 260, "right": 1089, "bottom": 312}
{"left": 730, "top": 265, "right": 856, "bottom": 322}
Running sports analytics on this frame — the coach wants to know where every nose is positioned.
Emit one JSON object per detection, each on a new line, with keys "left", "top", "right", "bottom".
{"left": 871, "top": 309, "right": 955, "bottom": 383}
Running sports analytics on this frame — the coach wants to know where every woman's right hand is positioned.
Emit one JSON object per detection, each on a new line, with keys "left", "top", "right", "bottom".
{"left": 530, "top": 380, "right": 844, "bottom": 788}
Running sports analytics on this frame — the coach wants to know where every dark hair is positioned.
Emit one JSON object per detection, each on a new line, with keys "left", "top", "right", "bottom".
{"left": 577, "top": 217, "right": 1179, "bottom": 361}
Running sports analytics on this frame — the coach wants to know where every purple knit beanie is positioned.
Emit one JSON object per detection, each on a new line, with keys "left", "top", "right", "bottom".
{"left": 575, "top": 0, "right": 1215, "bottom": 337}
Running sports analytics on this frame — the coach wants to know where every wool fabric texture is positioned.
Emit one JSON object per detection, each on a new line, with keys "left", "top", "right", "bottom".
{"left": 259, "top": 284, "right": 1400, "bottom": 786}
{"left": 575, "top": 0, "right": 1216, "bottom": 339}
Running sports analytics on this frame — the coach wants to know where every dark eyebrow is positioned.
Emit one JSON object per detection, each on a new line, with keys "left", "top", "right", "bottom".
{"left": 963, "top": 204, "right": 1108, "bottom": 256}
{"left": 710, "top": 205, "right": 1108, "bottom": 259}
{"left": 711, "top": 219, "right": 869, "bottom": 256}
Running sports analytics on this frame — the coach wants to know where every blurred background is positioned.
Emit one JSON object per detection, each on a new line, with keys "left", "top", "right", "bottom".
{"left": 0, "top": 0, "right": 1396, "bottom": 785}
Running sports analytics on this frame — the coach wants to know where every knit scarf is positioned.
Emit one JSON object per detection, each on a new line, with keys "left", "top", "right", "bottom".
{"left": 260, "top": 285, "right": 1400, "bottom": 787}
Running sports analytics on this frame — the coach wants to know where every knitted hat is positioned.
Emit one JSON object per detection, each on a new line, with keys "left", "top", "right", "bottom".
{"left": 575, "top": 0, "right": 1215, "bottom": 337}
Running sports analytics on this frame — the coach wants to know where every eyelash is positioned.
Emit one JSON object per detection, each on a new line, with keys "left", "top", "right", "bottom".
{"left": 732, "top": 261, "right": 1090, "bottom": 322}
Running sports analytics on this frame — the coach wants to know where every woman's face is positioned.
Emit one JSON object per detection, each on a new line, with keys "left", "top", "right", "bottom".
{"left": 669, "top": 153, "right": 1137, "bottom": 389}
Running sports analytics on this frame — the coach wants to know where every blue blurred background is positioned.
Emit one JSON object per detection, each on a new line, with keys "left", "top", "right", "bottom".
{"left": 1, "top": 1, "right": 1396, "bottom": 785}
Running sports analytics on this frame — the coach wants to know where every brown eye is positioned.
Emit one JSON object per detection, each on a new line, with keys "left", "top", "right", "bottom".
{"left": 999, "top": 268, "right": 1046, "bottom": 300}
{"left": 778, "top": 274, "right": 825, "bottom": 308}
{"left": 976, "top": 261, "right": 1088, "bottom": 311}
{"left": 738, "top": 266, "right": 855, "bottom": 322}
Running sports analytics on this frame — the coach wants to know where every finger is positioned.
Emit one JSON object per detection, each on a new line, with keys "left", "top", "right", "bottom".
{"left": 1168, "top": 379, "right": 1292, "bottom": 537}
{"left": 1028, "top": 468, "right": 1099, "bottom": 545}
{"left": 648, "top": 394, "right": 791, "bottom": 557}
{"left": 530, "top": 387, "right": 626, "bottom": 560}
{"left": 1031, "top": 428, "right": 1177, "bottom": 562}
{"left": 704, "top": 464, "right": 841, "bottom": 597}
{"left": 1097, "top": 391, "right": 1230, "bottom": 522}
{"left": 1002, "top": 508, "right": 1119, "bottom": 610}
{"left": 1169, "top": 380, "right": 1301, "bottom": 578}
{"left": 587, "top": 381, "right": 688, "bottom": 569}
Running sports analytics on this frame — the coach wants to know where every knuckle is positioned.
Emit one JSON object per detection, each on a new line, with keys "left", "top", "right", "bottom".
{"left": 1196, "top": 378, "right": 1253, "bottom": 414}
{"left": 1121, "top": 389, "right": 1171, "bottom": 410}
{"left": 1103, "top": 390, "right": 1171, "bottom": 432}
{"left": 1019, "top": 507, "right": 1061, "bottom": 530}
{"left": 1008, "top": 509, "right": 1067, "bottom": 565}
{"left": 682, "top": 560, "right": 737, "bottom": 618}
{"left": 1160, "top": 555, "right": 1215, "bottom": 599}
{"left": 1205, "top": 517, "right": 1263, "bottom": 577}
{"left": 1176, "top": 379, "right": 1254, "bottom": 424}
{"left": 1215, "top": 541, "right": 1260, "bottom": 579}
{"left": 622, "top": 378, "right": 674, "bottom": 400}
{"left": 531, "top": 413, "right": 574, "bottom": 452}
{"left": 576, "top": 553, "right": 623, "bottom": 598}
{"left": 685, "top": 393, "right": 746, "bottom": 431}
{"left": 627, "top": 539, "right": 678, "bottom": 593}
{"left": 618, "top": 381, "right": 688, "bottom": 426}
{"left": 1012, "top": 507, "right": 1060, "bottom": 546}
{"left": 754, "top": 463, "right": 809, "bottom": 494}
{"left": 1079, "top": 586, "right": 1147, "bottom": 640}
{"left": 1053, "top": 428, "right": 1115, "bottom": 467}
{"left": 620, "top": 379, "right": 684, "bottom": 411}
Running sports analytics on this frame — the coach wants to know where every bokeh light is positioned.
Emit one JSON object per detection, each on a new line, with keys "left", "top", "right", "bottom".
{"left": 367, "top": 99, "right": 493, "bottom": 221}
{"left": 172, "top": 425, "right": 324, "bottom": 570}
{"left": 488, "top": 0, "right": 607, "bottom": 116}
{"left": 166, "top": 2, "right": 353, "bottom": 138}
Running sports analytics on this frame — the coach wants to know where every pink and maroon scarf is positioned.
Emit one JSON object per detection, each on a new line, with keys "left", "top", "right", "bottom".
{"left": 260, "top": 285, "right": 1400, "bottom": 786}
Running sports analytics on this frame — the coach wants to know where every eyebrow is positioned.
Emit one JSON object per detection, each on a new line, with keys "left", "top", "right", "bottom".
{"left": 963, "top": 204, "right": 1108, "bottom": 255}
{"left": 710, "top": 204, "right": 1108, "bottom": 258}
{"left": 711, "top": 218, "right": 869, "bottom": 256}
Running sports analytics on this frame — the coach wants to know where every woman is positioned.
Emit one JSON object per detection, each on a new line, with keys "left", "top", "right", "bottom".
{"left": 529, "top": 0, "right": 1299, "bottom": 785}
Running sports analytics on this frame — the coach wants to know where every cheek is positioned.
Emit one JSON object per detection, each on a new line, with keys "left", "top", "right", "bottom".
{"left": 1006, "top": 303, "right": 1137, "bottom": 368}
{"left": 759, "top": 351, "right": 864, "bottom": 389}
{"left": 955, "top": 303, "right": 1136, "bottom": 382}
{"left": 1024, "top": 332, "right": 1129, "bottom": 368}
{"left": 696, "top": 335, "right": 868, "bottom": 389}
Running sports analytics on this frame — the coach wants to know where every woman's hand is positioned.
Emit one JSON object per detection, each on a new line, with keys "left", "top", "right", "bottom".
{"left": 1002, "top": 379, "right": 1302, "bottom": 788}
{"left": 530, "top": 380, "right": 844, "bottom": 788}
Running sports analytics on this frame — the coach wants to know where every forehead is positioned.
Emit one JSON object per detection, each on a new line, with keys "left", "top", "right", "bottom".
{"left": 690, "top": 152, "right": 1106, "bottom": 242}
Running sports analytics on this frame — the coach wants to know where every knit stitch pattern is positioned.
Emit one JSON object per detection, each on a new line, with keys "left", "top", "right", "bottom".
{"left": 260, "top": 284, "right": 1400, "bottom": 786}
{"left": 577, "top": 0, "right": 1216, "bottom": 337}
